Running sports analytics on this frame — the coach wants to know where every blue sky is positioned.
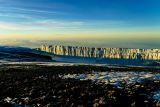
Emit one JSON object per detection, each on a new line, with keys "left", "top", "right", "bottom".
{"left": 0, "top": 0, "right": 160, "bottom": 48}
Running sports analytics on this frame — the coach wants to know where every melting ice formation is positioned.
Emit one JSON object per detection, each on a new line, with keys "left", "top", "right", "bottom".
{"left": 40, "top": 45, "right": 160, "bottom": 60}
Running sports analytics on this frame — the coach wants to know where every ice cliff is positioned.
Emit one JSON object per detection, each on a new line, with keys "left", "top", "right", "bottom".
{"left": 40, "top": 45, "right": 160, "bottom": 60}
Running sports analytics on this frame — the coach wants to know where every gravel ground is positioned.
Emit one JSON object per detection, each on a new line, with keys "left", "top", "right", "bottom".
{"left": 0, "top": 63, "right": 160, "bottom": 107}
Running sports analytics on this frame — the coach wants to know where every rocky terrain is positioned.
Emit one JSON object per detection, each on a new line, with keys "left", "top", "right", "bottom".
{"left": 40, "top": 45, "right": 160, "bottom": 60}
{"left": 0, "top": 63, "right": 160, "bottom": 107}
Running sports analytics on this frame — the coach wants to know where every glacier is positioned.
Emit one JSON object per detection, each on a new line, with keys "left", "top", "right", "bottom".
{"left": 40, "top": 45, "right": 160, "bottom": 61}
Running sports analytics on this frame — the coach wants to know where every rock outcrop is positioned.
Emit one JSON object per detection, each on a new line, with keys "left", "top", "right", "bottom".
{"left": 40, "top": 45, "right": 160, "bottom": 60}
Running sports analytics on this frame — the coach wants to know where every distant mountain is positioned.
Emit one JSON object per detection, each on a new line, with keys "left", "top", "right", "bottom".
{"left": 0, "top": 46, "right": 52, "bottom": 61}
{"left": 39, "top": 45, "right": 160, "bottom": 66}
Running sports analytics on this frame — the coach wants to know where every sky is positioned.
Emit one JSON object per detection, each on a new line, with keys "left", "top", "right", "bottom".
{"left": 0, "top": 0, "right": 160, "bottom": 48}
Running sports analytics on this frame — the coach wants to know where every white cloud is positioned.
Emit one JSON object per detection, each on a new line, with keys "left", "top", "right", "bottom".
{"left": 12, "top": 7, "right": 61, "bottom": 15}
{"left": 32, "top": 20, "right": 83, "bottom": 27}
{"left": 0, "top": 13, "right": 32, "bottom": 19}
{"left": 0, "top": 6, "right": 64, "bottom": 16}
{"left": 0, "top": 20, "right": 84, "bottom": 31}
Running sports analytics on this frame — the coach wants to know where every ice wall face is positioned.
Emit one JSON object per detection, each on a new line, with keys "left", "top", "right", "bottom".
{"left": 40, "top": 45, "right": 160, "bottom": 60}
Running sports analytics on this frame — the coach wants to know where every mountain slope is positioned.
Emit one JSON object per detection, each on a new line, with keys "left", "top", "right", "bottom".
{"left": 0, "top": 46, "right": 52, "bottom": 61}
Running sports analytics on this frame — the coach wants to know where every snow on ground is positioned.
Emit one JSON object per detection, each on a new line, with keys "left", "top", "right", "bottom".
{"left": 0, "top": 61, "right": 88, "bottom": 66}
{"left": 62, "top": 71, "right": 159, "bottom": 85}
{"left": 153, "top": 91, "right": 160, "bottom": 100}
{"left": 62, "top": 71, "right": 160, "bottom": 100}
